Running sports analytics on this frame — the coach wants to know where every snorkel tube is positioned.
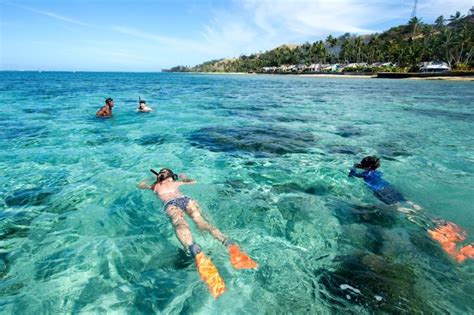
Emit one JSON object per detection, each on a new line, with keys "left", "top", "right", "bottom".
{"left": 150, "top": 168, "right": 178, "bottom": 181}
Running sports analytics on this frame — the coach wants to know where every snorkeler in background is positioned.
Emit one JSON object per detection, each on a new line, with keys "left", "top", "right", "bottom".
{"left": 349, "top": 156, "right": 474, "bottom": 263}
{"left": 96, "top": 97, "right": 114, "bottom": 118}
{"left": 137, "top": 97, "right": 152, "bottom": 113}
{"left": 138, "top": 168, "right": 257, "bottom": 298}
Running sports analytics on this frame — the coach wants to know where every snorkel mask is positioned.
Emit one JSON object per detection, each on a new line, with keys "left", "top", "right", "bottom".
{"left": 150, "top": 168, "right": 178, "bottom": 181}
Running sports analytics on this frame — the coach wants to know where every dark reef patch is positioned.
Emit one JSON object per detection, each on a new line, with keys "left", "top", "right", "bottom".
{"left": 0, "top": 124, "right": 47, "bottom": 141}
{"left": 335, "top": 126, "right": 362, "bottom": 138}
{"left": 404, "top": 107, "right": 474, "bottom": 123}
{"left": 188, "top": 125, "right": 318, "bottom": 157}
{"left": 318, "top": 253, "right": 432, "bottom": 313}
{"left": 137, "top": 134, "right": 166, "bottom": 146}
{"left": 331, "top": 200, "right": 397, "bottom": 228}
{"left": 326, "top": 145, "right": 359, "bottom": 155}
{"left": 5, "top": 187, "right": 55, "bottom": 207}
{"left": 377, "top": 141, "right": 411, "bottom": 158}
{"left": 272, "top": 182, "right": 330, "bottom": 196}
{"left": 0, "top": 210, "right": 36, "bottom": 240}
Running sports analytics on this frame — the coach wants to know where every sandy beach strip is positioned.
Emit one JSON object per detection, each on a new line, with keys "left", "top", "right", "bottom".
{"left": 407, "top": 76, "right": 474, "bottom": 81}
{"left": 192, "top": 72, "right": 473, "bottom": 81}
{"left": 298, "top": 73, "right": 375, "bottom": 79}
{"left": 199, "top": 72, "right": 375, "bottom": 78}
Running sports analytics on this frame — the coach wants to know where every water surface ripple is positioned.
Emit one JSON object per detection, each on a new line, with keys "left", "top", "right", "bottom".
{"left": 0, "top": 72, "right": 473, "bottom": 314}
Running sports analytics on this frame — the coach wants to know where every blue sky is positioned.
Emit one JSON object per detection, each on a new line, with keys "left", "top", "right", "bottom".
{"left": 1, "top": 0, "right": 472, "bottom": 71}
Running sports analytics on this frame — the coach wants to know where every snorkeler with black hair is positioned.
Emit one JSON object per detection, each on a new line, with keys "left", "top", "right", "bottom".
{"left": 137, "top": 97, "right": 152, "bottom": 113}
{"left": 96, "top": 97, "right": 114, "bottom": 118}
{"left": 349, "top": 156, "right": 474, "bottom": 263}
{"left": 138, "top": 168, "right": 257, "bottom": 298}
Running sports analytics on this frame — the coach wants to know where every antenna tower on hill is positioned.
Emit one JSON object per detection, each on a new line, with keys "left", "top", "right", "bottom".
{"left": 411, "top": 0, "right": 418, "bottom": 18}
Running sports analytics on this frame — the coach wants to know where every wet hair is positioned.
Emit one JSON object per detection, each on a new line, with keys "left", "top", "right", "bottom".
{"left": 356, "top": 156, "right": 380, "bottom": 170}
{"left": 105, "top": 97, "right": 113, "bottom": 104}
{"left": 150, "top": 168, "right": 178, "bottom": 182}
{"left": 139, "top": 100, "right": 146, "bottom": 104}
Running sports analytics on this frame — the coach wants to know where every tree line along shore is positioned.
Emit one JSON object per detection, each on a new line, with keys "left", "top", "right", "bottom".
{"left": 164, "top": 10, "right": 474, "bottom": 77}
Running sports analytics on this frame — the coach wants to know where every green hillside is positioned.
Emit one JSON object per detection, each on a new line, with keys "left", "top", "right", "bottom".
{"left": 166, "top": 10, "right": 473, "bottom": 73}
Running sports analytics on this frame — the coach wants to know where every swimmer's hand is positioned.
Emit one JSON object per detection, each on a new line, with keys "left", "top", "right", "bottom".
{"left": 348, "top": 166, "right": 356, "bottom": 177}
{"left": 138, "top": 179, "right": 151, "bottom": 189}
{"left": 179, "top": 174, "right": 196, "bottom": 183}
{"left": 348, "top": 164, "right": 360, "bottom": 178}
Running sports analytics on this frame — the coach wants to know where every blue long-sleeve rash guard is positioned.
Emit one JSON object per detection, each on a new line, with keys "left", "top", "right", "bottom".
{"left": 349, "top": 167, "right": 406, "bottom": 204}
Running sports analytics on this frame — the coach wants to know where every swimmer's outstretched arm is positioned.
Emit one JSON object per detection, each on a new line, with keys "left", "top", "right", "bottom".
{"left": 348, "top": 165, "right": 364, "bottom": 178}
{"left": 178, "top": 174, "right": 197, "bottom": 184}
{"left": 138, "top": 179, "right": 152, "bottom": 189}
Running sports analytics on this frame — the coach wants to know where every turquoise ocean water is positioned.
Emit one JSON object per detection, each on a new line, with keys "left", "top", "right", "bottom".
{"left": 0, "top": 72, "right": 473, "bottom": 313}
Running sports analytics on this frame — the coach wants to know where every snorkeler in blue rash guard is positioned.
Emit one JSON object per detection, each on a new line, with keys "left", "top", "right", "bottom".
{"left": 348, "top": 156, "right": 406, "bottom": 205}
{"left": 349, "top": 155, "right": 474, "bottom": 263}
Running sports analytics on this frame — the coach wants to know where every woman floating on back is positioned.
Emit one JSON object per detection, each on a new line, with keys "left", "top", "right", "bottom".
{"left": 349, "top": 156, "right": 474, "bottom": 263}
{"left": 138, "top": 168, "right": 257, "bottom": 298}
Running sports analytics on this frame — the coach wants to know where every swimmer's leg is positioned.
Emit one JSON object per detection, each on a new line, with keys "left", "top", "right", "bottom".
{"left": 185, "top": 200, "right": 228, "bottom": 244}
{"left": 396, "top": 202, "right": 473, "bottom": 263}
{"left": 167, "top": 205, "right": 225, "bottom": 298}
{"left": 166, "top": 205, "right": 193, "bottom": 248}
{"left": 406, "top": 201, "right": 422, "bottom": 211}
{"left": 185, "top": 200, "right": 257, "bottom": 269}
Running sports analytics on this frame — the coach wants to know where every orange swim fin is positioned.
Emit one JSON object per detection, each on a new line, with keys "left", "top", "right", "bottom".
{"left": 456, "top": 245, "right": 474, "bottom": 263}
{"left": 195, "top": 252, "right": 226, "bottom": 299}
{"left": 228, "top": 244, "right": 258, "bottom": 270}
{"left": 428, "top": 222, "right": 473, "bottom": 263}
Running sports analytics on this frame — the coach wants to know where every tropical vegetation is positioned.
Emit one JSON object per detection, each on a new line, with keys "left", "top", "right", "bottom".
{"left": 166, "top": 10, "right": 474, "bottom": 73}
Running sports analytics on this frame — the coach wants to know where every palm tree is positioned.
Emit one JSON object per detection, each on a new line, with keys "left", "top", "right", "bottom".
{"left": 435, "top": 15, "right": 445, "bottom": 28}
{"left": 354, "top": 37, "right": 363, "bottom": 62}
{"left": 341, "top": 40, "right": 351, "bottom": 63}
{"left": 449, "top": 11, "right": 464, "bottom": 23}
{"left": 441, "top": 28, "right": 454, "bottom": 67}
{"left": 368, "top": 36, "right": 381, "bottom": 63}
{"left": 408, "top": 16, "right": 423, "bottom": 38}
{"left": 326, "top": 35, "right": 338, "bottom": 63}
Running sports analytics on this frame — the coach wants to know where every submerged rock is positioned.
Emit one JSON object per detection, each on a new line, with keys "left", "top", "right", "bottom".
{"left": 0, "top": 123, "right": 47, "bottom": 141}
{"left": 326, "top": 145, "right": 359, "bottom": 155}
{"left": 332, "top": 200, "right": 397, "bottom": 228}
{"left": 189, "top": 125, "right": 318, "bottom": 157}
{"left": 335, "top": 126, "right": 362, "bottom": 138}
{"left": 318, "top": 253, "right": 433, "bottom": 313}
{"left": 377, "top": 141, "right": 411, "bottom": 158}
{"left": 404, "top": 107, "right": 474, "bottom": 123}
{"left": 5, "top": 187, "right": 55, "bottom": 207}
{"left": 138, "top": 134, "right": 166, "bottom": 146}
{"left": 272, "top": 182, "right": 330, "bottom": 196}
{"left": 0, "top": 253, "right": 10, "bottom": 279}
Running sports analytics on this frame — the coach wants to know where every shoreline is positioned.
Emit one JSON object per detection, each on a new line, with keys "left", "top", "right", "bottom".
{"left": 406, "top": 76, "right": 474, "bottom": 81}
{"left": 191, "top": 72, "right": 473, "bottom": 81}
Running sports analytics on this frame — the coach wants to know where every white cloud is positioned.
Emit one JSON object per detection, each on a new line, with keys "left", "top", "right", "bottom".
{"left": 111, "top": 25, "right": 220, "bottom": 56}
{"left": 189, "top": 0, "right": 473, "bottom": 62}
{"left": 15, "top": 3, "right": 92, "bottom": 27}
{"left": 6, "top": 0, "right": 473, "bottom": 69}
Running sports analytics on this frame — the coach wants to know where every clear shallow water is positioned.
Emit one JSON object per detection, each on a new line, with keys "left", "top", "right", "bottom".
{"left": 0, "top": 72, "right": 473, "bottom": 314}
